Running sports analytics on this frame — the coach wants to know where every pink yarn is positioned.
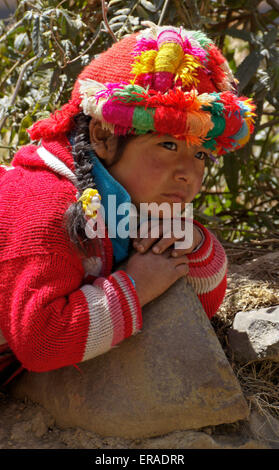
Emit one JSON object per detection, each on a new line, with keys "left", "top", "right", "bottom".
{"left": 137, "top": 72, "right": 175, "bottom": 93}
{"left": 102, "top": 101, "right": 134, "bottom": 128}
{"left": 132, "top": 38, "right": 158, "bottom": 56}
{"left": 153, "top": 72, "right": 174, "bottom": 93}
{"left": 95, "top": 82, "right": 127, "bottom": 103}
{"left": 136, "top": 72, "right": 154, "bottom": 89}
{"left": 182, "top": 38, "right": 207, "bottom": 63}
{"left": 157, "top": 29, "right": 183, "bottom": 48}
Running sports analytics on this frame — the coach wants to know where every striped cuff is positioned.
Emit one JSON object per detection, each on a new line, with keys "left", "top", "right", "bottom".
{"left": 186, "top": 220, "right": 214, "bottom": 265}
{"left": 109, "top": 271, "right": 142, "bottom": 336}
{"left": 80, "top": 271, "right": 142, "bottom": 362}
{"left": 191, "top": 226, "right": 205, "bottom": 253}
{"left": 186, "top": 221, "right": 228, "bottom": 296}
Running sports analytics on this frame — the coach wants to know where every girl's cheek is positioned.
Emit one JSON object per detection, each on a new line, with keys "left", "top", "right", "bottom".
{"left": 144, "top": 153, "right": 168, "bottom": 179}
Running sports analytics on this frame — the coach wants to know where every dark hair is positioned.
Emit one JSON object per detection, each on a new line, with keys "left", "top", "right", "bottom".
{"left": 64, "top": 112, "right": 133, "bottom": 256}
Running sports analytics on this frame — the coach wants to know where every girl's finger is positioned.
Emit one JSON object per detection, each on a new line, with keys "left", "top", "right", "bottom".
{"left": 151, "top": 233, "right": 177, "bottom": 254}
{"left": 134, "top": 220, "right": 163, "bottom": 252}
{"left": 133, "top": 236, "right": 159, "bottom": 253}
{"left": 172, "top": 255, "right": 189, "bottom": 275}
{"left": 171, "top": 247, "right": 195, "bottom": 257}
{"left": 175, "top": 262, "right": 189, "bottom": 276}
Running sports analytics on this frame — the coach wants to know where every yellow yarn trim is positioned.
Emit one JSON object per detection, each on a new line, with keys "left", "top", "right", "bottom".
{"left": 131, "top": 42, "right": 203, "bottom": 90}
{"left": 132, "top": 50, "right": 157, "bottom": 77}
{"left": 132, "top": 43, "right": 186, "bottom": 77}
{"left": 155, "top": 42, "right": 184, "bottom": 73}
{"left": 242, "top": 98, "right": 257, "bottom": 117}
{"left": 237, "top": 133, "right": 250, "bottom": 147}
{"left": 78, "top": 188, "right": 101, "bottom": 219}
{"left": 176, "top": 54, "right": 202, "bottom": 88}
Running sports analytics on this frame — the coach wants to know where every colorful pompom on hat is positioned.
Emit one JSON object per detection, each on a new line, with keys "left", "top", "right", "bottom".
{"left": 29, "top": 24, "right": 256, "bottom": 156}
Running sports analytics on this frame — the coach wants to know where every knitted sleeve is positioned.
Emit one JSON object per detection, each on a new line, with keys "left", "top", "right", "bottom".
{"left": 186, "top": 220, "right": 227, "bottom": 319}
{"left": 0, "top": 253, "right": 142, "bottom": 373}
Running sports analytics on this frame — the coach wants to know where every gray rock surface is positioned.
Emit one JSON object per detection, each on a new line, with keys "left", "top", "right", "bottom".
{"left": 10, "top": 279, "right": 249, "bottom": 439}
{"left": 228, "top": 305, "right": 279, "bottom": 362}
{"left": 249, "top": 410, "right": 279, "bottom": 448}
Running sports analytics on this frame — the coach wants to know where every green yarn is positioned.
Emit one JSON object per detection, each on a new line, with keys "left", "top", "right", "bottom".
{"left": 202, "top": 94, "right": 224, "bottom": 117}
{"left": 113, "top": 84, "right": 147, "bottom": 103}
{"left": 132, "top": 107, "right": 155, "bottom": 133}
{"left": 203, "top": 138, "right": 216, "bottom": 151}
{"left": 191, "top": 30, "right": 212, "bottom": 48}
{"left": 209, "top": 101, "right": 224, "bottom": 116}
{"left": 201, "top": 95, "right": 225, "bottom": 150}
{"left": 206, "top": 114, "right": 226, "bottom": 138}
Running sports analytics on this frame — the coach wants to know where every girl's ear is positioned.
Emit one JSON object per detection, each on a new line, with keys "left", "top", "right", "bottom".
{"left": 89, "top": 119, "right": 118, "bottom": 166}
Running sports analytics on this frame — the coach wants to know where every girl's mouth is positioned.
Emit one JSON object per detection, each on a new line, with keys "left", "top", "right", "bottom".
{"left": 161, "top": 192, "right": 187, "bottom": 203}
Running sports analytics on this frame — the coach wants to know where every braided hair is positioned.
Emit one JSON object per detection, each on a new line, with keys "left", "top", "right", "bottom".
{"left": 64, "top": 112, "right": 94, "bottom": 255}
{"left": 65, "top": 112, "right": 133, "bottom": 256}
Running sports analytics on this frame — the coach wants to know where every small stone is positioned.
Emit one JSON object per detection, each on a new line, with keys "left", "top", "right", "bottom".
{"left": 31, "top": 411, "right": 48, "bottom": 438}
{"left": 202, "top": 427, "right": 213, "bottom": 435}
{"left": 141, "top": 430, "right": 219, "bottom": 449}
{"left": 228, "top": 305, "right": 279, "bottom": 362}
{"left": 10, "top": 422, "right": 31, "bottom": 442}
{"left": 249, "top": 410, "right": 279, "bottom": 448}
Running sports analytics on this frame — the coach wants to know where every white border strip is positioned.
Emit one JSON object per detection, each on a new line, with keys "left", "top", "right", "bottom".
{"left": 37, "top": 146, "right": 77, "bottom": 185}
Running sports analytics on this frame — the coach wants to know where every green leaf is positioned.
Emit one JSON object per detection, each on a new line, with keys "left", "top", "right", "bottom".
{"left": 263, "top": 27, "right": 277, "bottom": 48}
{"left": 108, "top": 0, "right": 123, "bottom": 6}
{"left": 223, "top": 154, "right": 240, "bottom": 194}
{"left": 18, "top": 113, "right": 33, "bottom": 145}
{"left": 56, "top": 8, "right": 80, "bottom": 39}
{"left": 61, "top": 39, "right": 77, "bottom": 60}
{"left": 135, "top": 5, "right": 151, "bottom": 20}
{"left": 224, "top": 27, "right": 253, "bottom": 43}
{"left": 49, "top": 67, "right": 61, "bottom": 94}
{"left": 235, "top": 50, "right": 263, "bottom": 91}
{"left": 140, "top": 0, "right": 157, "bottom": 12}
{"left": 14, "top": 32, "right": 30, "bottom": 50}
{"left": 31, "top": 15, "right": 45, "bottom": 57}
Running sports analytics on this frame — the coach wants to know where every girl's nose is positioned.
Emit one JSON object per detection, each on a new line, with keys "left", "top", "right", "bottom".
{"left": 173, "top": 158, "right": 193, "bottom": 183}
{"left": 174, "top": 169, "right": 189, "bottom": 183}
{"left": 174, "top": 148, "right": 203, "bottom": 184}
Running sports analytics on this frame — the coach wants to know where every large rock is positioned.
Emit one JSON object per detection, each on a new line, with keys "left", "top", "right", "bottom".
{"left": 10, "top": 279, "right": 249, "bottom": 439}
{"left": 228, "top": 305, "right": 279, "bottom": 362}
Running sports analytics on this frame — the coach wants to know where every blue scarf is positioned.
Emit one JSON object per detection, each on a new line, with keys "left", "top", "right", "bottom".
{"left": 68, "top": 132, "right": 132, "bottom": 264}
{"left": 90, "top": 152, "right": 131, "bottom": 264}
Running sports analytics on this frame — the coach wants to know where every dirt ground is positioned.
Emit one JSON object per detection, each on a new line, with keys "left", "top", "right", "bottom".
{"left": 0, "top": 244, "right": 279, "bottom": 450}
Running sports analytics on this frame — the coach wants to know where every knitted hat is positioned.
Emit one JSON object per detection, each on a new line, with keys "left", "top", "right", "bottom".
{"left": 29, "top": 24, "right": 256, "bottom": 156}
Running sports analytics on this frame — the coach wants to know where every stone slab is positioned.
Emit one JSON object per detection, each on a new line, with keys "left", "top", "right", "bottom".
{"left": 228, "top": 305, "right": 279, "bottom": 362}
{"left": 10, "top": 279, "right": 249, "bottom": 439}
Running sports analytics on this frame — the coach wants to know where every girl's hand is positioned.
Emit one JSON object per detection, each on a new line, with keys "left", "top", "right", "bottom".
{"left": 132, "top": 219, "right": 202, "bottom": 258}
{"left": 125, "top": 249, "right": 189, "bottom": 307}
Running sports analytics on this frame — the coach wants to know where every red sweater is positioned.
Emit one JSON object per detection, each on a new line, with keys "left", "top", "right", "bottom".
{"left": 0, "top": 135, "right": 227, "bottom": 373}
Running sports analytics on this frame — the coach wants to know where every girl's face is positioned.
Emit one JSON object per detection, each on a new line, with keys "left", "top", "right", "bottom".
{"left": 107, "top": 133, "right": 207, "bottom": 211}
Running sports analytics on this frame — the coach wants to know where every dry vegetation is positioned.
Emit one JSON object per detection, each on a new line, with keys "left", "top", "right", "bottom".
{"left": 212, "top": 240, "right": 279, "bottom": 427}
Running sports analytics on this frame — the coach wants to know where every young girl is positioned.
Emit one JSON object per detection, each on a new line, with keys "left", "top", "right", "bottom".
{"left": 0, "top": 25, "right": 255, "bottom": 383}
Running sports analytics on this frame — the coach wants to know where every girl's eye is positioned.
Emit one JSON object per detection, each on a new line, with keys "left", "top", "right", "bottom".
{"left": 160, "top": 141, "right": 177, "bottom": 151}
{"left": 195, "top": 151, "right": 207, "bottom": 160}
